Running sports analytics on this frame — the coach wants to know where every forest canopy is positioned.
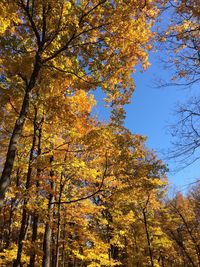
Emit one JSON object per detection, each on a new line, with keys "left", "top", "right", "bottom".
{"left": 0, "top": 0, "right": 199, "bottom": 266}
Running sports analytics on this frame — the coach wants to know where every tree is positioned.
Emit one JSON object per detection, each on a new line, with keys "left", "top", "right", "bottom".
{"left": 160, "top": 186, "right": 200, "bottom": 267}
{"left": 0, "top": 83, "right": 170, "bottom": 266}
{"left": 161, "top": 0, "right": 200, "bottom": 85}
{"left": 157, "top": 0, "right": 200, "bottom": 165}
{"left": 0, "top": 0, "right": 163, "bottom": 203}
{"left": 169, "top": 96, "right": 200, "bottom": 166}
{"left": 0, "top": 86, "right": 98, "bottom": 266}
{"left": 4, "top": 1, "right": 200, "bottom": 266}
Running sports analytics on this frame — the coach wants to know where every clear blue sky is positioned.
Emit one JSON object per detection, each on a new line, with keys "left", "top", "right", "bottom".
{"left": 125, "top": 52, "right": 200, "bottom": 192}
{"left": 93, "top": 52, "right": 200, "bottom": 193}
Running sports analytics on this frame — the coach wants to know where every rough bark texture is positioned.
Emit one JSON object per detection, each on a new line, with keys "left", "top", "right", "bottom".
{"left": 13, "top": 209, "right": 29, "bottom": 267}
{"left": 13, "top": 111, "right": 38, "bottom": 267}
{"left": 55, "top": 175, "right": 64, "bottom": 267}
{"left": 29, "top": 121, "right": 43, "bottom": 267}
{"left": 0, "top": 91, "right": 30, "bottom": 204}
{"left": 29, "top": 213, "right": 39, "bottom": 267}
{"left": 43, "top": 223, "right": 52, "bottom": 267}
{"left": 0, "top": 55, "right": 41, "bottom": 205}
{"left": 42, "top": 156, "right": 55, "bottom": 267}
{"left": 143, "top": 209, "right": 154, "bottom": 267}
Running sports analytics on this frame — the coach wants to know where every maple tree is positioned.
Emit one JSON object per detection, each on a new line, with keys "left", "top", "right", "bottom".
{"left": 0, "top": 61, "right": 169, "bottom": 265}
{"left": 1, "top": 1, "right": 200, "bottom": 267}
{"left": 0, "top": 70, "right": 172, "bottom": 266}
{"left": 0, "top": 99, "right": 169, "bottom": 266}
{"left": 160, "top": 184, "right": 200, "bottom": 267}
{"left": 0, "top": 78, "right": 199, "bottom": 265}
{"left": 0, "top": 0, "right": 163, "bottom": 202}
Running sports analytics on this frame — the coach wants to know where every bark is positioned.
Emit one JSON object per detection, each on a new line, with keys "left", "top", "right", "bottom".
{"left": 51, "top": 231, "right": 56, "bottom": 267}
{"left": 161, "top": 254, "right": 165, "bottom": 267}
{"left": 13, "top": 208, "right": 30, "bottom": 267}
{"left": 13, "top": 111, "right": 38, "bottom": 267}
{"left": 42, "top": 156, "right": 55, "bottom": 267}
{"left": 29, "top": 121, "right": 43, "bottom": 267}
{"left": 110, "top": 244, "right": 119, "bottom": 261}
{"left": 55, "top": 174, "right": 64, "bottom": 267}
{"left": 29, "top": 212, "right": 39, "bottom": 267}
{"left": 0, "top": 90, "right": 30, "bottom": 204}
{"left": 0, "top": 54, "right": 41, "bottom": 205}
{"left": 6, "top": 199, "right": 14, "bottom": 248}
{"left": 55, "top": 213, "right": 61, "bottom": 267}
{"left": 142, "top": 209, "right": 154, "bottom": 267}
{"left": 61, "top": 230, "right": 65, "bottom": 267}
{"left": 61, "top": 217, "right": 67, "bottom": 267}
{"left": 43, "top": 223, "right": 52, "bottom": 267}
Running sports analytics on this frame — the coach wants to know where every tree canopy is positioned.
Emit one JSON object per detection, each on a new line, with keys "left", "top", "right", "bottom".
{"left": 0, "top": 0, "right": 200, "bottom": 266}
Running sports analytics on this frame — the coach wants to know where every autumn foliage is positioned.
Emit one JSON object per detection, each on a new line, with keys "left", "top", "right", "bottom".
{"left": 0, "top": 0, "right": 200, "bottom": 266}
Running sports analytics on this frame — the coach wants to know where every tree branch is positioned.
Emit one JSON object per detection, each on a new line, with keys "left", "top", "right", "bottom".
{"left": 52, "top": 153, "right": 109, "bottom": 205}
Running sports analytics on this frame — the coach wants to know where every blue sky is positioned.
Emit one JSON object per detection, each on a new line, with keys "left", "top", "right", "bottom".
{"left": 93, "top": 51, "right": 200, "bottom": 193}
{"left": 125, "top": 52, "right": 200, "bottom": 192}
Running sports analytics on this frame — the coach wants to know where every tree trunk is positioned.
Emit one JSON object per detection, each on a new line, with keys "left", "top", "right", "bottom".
{"left": 6, "top": 199, "right": 14, "bottom": 248}
{"left": 55, "top": 174, "right": 64, "bottom": 267}
{"left": 43, "top": 220, "right": 53, "bottom": 267}
{"left": 143, "top": 209, "right": 154, "bottom": 267}
{"left": 0, "top": 91, "right": 30, "bottom": 204}
{"left": 29, "top": 121, "right": 43, "bottom": 267}
{"left": 51, "top": 231, "right": 56, "bottom": 267}
{"left": 0, "top": 55, "right": 41, "bottom": 205}
{"left": 29, "top": 212, "right": 39, "bottom": 267}
{"left": 13, "top": 111, "right": 38, "bottom": 267}
{"left": 55, "top": 198, "right": 61, "bottom": 267}
{"left": 13, "top": 208, "right": 30, "bottom": 267}
{"left": 61, "top": 218, "right": 67, "bottom": 267}
{"left": 42, "top": 156, "right": 55, "bottom": 267}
